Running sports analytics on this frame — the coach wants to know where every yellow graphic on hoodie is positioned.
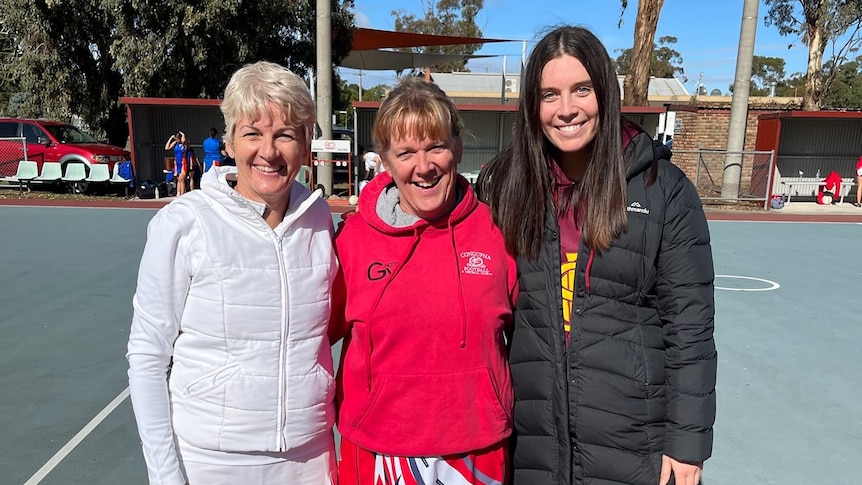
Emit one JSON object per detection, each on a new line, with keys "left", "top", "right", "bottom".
{"left": 561, "top": 252, "right": 578, "bottom": 333}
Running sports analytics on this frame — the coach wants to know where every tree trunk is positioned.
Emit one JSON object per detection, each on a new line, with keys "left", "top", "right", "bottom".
{"left": 624, "top": 0, "right": 664, "bottom": 106}
{"left": 803, "top": 17, "right": 825, "bottom": 111}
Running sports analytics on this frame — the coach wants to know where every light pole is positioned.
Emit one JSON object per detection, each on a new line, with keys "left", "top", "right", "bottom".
{"left": 722, "top": 0, "right": 758, "bottom": 200}
{"left": 315, "top": 0, "right": 333, "bottom": 196}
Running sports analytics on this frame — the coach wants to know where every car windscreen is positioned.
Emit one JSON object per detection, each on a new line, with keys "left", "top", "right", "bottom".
{"left": 43, "top": 124, "right": 100, "bottom": 144}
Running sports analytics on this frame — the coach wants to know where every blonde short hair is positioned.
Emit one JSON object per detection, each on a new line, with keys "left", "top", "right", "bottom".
{"left": 221, "top": 61, "right": 314, "bottom": 145}
{"left": 372, "top": 77, "right": 462, "bottom": 153}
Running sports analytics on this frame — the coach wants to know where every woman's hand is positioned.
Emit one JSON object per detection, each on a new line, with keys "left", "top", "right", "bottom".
{"left": 660, "top": 455, "right": 702, "bottom": 485}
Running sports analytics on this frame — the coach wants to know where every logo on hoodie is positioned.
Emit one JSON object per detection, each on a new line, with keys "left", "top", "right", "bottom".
{"left": 460, "top": 250, "right": 492, "bottom": 276}
{"left": 367, "top": 261, "right": 397, "bottom": 281}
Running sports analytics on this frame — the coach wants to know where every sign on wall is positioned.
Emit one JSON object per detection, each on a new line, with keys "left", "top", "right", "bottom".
{"left": 311, "top": 139, "right": 351, "bottom": 153}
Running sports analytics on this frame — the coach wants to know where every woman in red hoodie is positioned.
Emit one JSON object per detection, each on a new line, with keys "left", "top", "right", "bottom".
{"left": 329, "top": 77, "right": 518, "bottom": 485}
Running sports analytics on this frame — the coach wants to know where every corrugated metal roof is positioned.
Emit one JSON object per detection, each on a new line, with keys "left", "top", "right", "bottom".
{"left": 615, "top": 76, "right": 689, "bottom": 97}
{"left": 651, "top": 77, "right": 689, "bottom": 96}
{"left": 430, "top": 72, "right": 516, "bottom": 94}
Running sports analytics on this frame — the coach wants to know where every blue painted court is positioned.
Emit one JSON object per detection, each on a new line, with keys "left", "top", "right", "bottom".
{"left": 0, "top": 206, "right": 859, "bottom": 485}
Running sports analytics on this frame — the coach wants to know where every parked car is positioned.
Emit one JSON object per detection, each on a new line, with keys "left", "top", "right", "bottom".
{"left": 0, "top": 118, "right": 131, "bottom": 179}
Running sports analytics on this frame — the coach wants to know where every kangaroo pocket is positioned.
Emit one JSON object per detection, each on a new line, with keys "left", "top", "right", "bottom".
{"left": 349, "top": 368, "right": 511, "bottom": 454}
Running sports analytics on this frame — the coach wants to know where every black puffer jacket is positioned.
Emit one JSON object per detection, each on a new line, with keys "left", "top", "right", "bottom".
{"left": 509, "top": 133, "right": 716, "bottom": 485}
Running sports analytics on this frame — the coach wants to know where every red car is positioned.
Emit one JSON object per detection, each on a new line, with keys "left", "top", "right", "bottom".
{"left": 0, "top": 118, "right": 130, "bottom": 178}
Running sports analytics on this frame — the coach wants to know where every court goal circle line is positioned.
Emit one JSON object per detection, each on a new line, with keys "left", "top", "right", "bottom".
{"left": 715, "top": 274, "right": 780, "bottom": 292}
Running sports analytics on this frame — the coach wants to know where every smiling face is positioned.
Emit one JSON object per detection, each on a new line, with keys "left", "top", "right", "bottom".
{"left": 539, "top": 54, "right": 599, "bottom": 170}
{"left": 226, "top": 103, "right": 307, "bottom": 211}
{"left": 382, "top": 134, "right": 461, "bottom": 221}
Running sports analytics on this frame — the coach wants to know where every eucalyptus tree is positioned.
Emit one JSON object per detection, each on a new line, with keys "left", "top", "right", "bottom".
{"left": 822, "top": 55, "right": 862, "bottom": 107}
{"left": 0, "top": 0, "right": 355, "bottom": 145}
{"left": 765, "top": 0, "right": 862, "bottom": 110}
{"left": 750, "top": 55, "right": 787, "bottom": 95}
{"left": 619, "top": 0, "right": 665, "bottom": 106}
{"left": 336, "top": 78, "right": 389, "bottom": 126}
{"left": 392, "top": 0, "right": 484, "bottom": 74}
{"left": 0, "top": 0, "right": 125, "bottom": 141}
{"left": 614, "top": 35, "right": 685, "bottom": 80}
{"left": 0, "top": 30, "right": 18, "bottom": 116}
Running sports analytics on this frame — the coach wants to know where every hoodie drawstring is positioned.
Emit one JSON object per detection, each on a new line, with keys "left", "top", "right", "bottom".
{"left": 449, "top": 223, "right": 468, "bottom": 348}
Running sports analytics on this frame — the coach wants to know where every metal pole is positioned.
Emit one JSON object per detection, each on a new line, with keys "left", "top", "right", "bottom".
{"left": 520, "top": 40, "right": 527, "bottom": 80}
{"left": 315, "top": 0, "right": 333, "bottom": 196}
{"left": 661, "top": 103, "right": 670, "bottom": 143}
{"left": 722, "top": 0, "right": 758, "bottom": 199}
{"left": 500, "top": 56, "right": 507, "bottom": 103}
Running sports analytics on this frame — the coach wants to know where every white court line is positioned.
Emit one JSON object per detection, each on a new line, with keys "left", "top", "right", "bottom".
{"left": 23, "top": 387, "right": 130, "bottom": 485}
{"left": 710, "top": 219, "right": 862, "bottom": 225}
{"left": 0, "top": 204, "right": 158, "bottom": 211}
{"left": 715, "top": 274, "right": 780, "bottom": 292}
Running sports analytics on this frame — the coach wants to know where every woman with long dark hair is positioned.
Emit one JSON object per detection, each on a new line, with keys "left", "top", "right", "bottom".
{"left": 479, "top": 25, "right": 717, "bottom": 485}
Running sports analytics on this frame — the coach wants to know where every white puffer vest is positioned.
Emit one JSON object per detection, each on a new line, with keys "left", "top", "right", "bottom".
{"left": 167, "top": 168, "right": 337, "bottom": 452}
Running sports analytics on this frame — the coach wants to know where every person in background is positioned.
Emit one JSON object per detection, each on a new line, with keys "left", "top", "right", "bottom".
{"left": 330, "top": 76, "right": 518, "bottom": 485}
{"left": 360, "top": 145, "right": 383, "bottom": 180}
{"left": 202, "top": 127, "right": 223, "bottom": 172}
{"left": 220, "top": 130, "right": 235, "bottom": 166}
{"left": 855, "top": 154, "right": 862, "bottom": 207}
{"left": 478, "top": 25, "right": 717, "bottom": 485}
{"left": 164, "top": 130, "right": 191, "bottom": 196}
{"left": 128, "top": 61, "right": 338, "bottom": 485}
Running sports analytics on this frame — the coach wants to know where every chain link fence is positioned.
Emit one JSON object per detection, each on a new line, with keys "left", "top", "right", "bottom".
{"left": 0, "top": 137, "right": 29, "bottom": 178}
{"left": 673, "top": 148, "right": 776, "bottom": 210}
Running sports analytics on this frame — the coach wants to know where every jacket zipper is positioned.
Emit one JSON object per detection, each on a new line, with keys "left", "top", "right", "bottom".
{"left": 274, "top": 234, "right": 288, "bottom": 451}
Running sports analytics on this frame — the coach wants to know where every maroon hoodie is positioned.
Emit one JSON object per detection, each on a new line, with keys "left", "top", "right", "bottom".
{"left": 330, "top": 172, "right": 518, "bottom": 456}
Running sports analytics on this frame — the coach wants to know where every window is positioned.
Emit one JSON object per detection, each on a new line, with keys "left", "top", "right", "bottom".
{"left": 0, "top": 122, "right": 18, "bottom": 138}
{"left": 23, "top": 123, "right": 46, "bottom": 144}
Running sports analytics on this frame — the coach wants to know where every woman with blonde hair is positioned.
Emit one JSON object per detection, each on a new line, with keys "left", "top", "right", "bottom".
{"left": 128, "top": 61, "right": 338, "bottom": 485}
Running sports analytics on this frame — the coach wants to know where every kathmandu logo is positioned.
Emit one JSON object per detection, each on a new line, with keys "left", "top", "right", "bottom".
{"left": 460, "top": 250, "right": 492, "bottom": 276}
{"left": 367, "top": 261, "right": 397, "bottom": 281}
{"left": 626, "top": 201, "right": 650, "bottom": 214}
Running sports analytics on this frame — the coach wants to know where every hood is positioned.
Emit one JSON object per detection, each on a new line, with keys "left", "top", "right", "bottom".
{"left": 357, "top": 171, "right": 477, "bottom": 234}
{"left": 199, "top": 166, "right": 323, "bottom": 233}
{"left": 625, "top": 130, "right": 662, "bottom": 181}
{"left": 67, "top": 142, "right": 130, "bottom": 157}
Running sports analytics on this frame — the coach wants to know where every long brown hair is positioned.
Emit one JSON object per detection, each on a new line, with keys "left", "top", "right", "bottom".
{"left": 479, "top": 26, "right": 628, "bottom": 258}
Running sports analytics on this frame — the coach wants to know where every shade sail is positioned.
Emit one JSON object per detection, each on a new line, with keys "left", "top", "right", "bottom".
{"left": 340, "top": 49, "right": 495, "bottom": 71}
{"left": 352, "top": 27, "right": 511, "bottom": 51}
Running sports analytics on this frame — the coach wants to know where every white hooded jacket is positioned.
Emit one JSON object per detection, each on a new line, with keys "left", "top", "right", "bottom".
{"left": 127, "top": 167, "right": 337, "bottom": 485}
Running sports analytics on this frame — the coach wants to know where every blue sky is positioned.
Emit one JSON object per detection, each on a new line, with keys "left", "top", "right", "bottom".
{"left": 344, "top": 0, "right": 813, "bottom": 95}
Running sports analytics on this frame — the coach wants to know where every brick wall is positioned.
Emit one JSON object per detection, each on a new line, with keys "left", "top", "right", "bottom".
{"left": 671, "top": 106, "right": 787, "bottom": 183}
{"left": 661, "top": 102, "right": 794, "bottom": 200}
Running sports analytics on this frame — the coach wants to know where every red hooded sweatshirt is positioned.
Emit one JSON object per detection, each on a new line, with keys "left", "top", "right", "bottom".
{"left": 818, "top": 171, "right": 842, "bottom": 204}
{"left": 330, "top": 172, "right": 518, "bottom": 457}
